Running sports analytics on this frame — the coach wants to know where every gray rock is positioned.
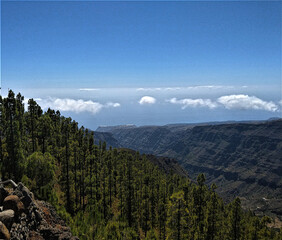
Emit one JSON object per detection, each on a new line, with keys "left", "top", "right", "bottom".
{"left": 0, "top": 210, "right": 14, "bottom": 230}
{"left": 4, "top": 182, "right": 79, "bottom": 240}
{"left": 11, "top": 183, "right": 33, "bottom": 209}
{"left": 3, "top": 195, "right": 25, "bottom": 217}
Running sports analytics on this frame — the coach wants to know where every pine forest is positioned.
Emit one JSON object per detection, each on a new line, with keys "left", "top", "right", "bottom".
{"left": 0, "top": 90, "right": 281, "bottom": 240}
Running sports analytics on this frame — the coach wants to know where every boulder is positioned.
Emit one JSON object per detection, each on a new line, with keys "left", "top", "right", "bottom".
{"left": 1, "top": 182, "right": 78, "bottom": 239}
{"left": 0, "top": 210, "right": 14, "bottom": 230}
{"left": 12, "top": 182, "right": 34, "bottom": 208}
{"left": 0, "top": 221, "right": 10, "bottom": 240}
{"left": 3, "top": 195, "right": 24, "bottom": 217}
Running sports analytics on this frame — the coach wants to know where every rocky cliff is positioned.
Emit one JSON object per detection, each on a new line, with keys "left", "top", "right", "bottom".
{"left": 0, "top": 180, "right": 78, "bottom": 240}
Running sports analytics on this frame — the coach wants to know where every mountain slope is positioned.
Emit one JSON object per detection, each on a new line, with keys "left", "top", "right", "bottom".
{"left": 1, "top": 91, "right": 281, "bottom": 238}
{"left": 96, "top": 120, "right": 282, "bottom": 219}
{"left": 93, "top": 131, "right": 121, "bottom": 148}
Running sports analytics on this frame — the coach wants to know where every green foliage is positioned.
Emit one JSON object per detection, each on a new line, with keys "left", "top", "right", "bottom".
{"left": 22, "top": 152, "right": 55, "bottom": 200}
{"left": 166, "top": 191, "right": 188, "bottom": 240}
{"left": 0, "top": 90, "right": 281, "bottom": 240}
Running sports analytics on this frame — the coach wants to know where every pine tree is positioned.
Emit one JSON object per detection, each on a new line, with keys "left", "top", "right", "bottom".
{"left": 27, "top": 98, "right": 42, "bottom": 153}
{"left": 206, "top": 183, "right": 219, "bottom": 240}
{"left": 0, "top": 91, "right": 280, "bottom": 240}
{"left": 166, "top": 190, "right": 188, "bottom": 240}
{"left": 228, "top": 197, "right": 242, "bottom": 240}
{"left": 0, "top": 96, "right": 4, "bottom": 175}
{"left": 3, "top": 90, "right": 24, "bottom": 181}
{"left": 38, "top": 114, "right": 52, "bottom": 154}
{"left": 192, "top": 173, "right": 207, "bottom": 240}
{"left": 62, "top": 117, "right": 72, "bottom": 213}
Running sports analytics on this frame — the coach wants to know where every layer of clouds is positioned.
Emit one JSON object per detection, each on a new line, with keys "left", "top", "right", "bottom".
{"left": 23, "top": 94, "right": 279, "bottom": 116}
{"left": 168, "top": 98, "right": 218, "bottom": 109}
{"left": 136, "top": 85, "right": 236, "bottom": 92}
{"left": 79, "top": 88, "right": 100, "bottom": 91}
{"left": 139, "top": 96, "right": 156, "bottom": 105}
{"left": 217, "top": 95, "right": 278, "bottom": 112}
{"left": 168, "top": 94, "right": 279, "bottom": 112}
{"left": 137, "top": 87, "right": 180, "bottom": 91}
{"left": 34, "top": 98, "right": 120, "bottom": 115}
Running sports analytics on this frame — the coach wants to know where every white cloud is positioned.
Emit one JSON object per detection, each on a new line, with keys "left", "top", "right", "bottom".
{"left": 186, "top": 85, "right": 220, "bottom": 89}
{"left": 139, "top": 96, "right": 156, "bottom": 105}
{"left": 106, "top": 102, "right": 121, "bottom": 108}
{"left": 36, "top": 98, "right": 120, "bottom": 115}
{"left": 168, "top": 98, "right": 218, "bottom": 109}
{"left": 136, "top": 85, "right": 239, "bottom": 92}
{"left": 279, "top": 100, "right": 282, "bottom": 106}
{"left": 136, "top": 88, "right": 162, "bottom": 91}
{"left": 136, "top": 86, "right": 210, "bottom": 91}
{"left": 168, "top": 94, "right": 278, "bottom": 112}
{"left": 164, "top": 87, "right": 181, "bottom": 91}
{"left": 79, "top": 88, "right": 100, "bottom": 91}
{"left": 136, "top": 88, "right": 146, "bottom": 91}
{"left": 217, "top": 95, "right": 278, "bottom": 112}
{"left": 47, "top": 98, "right": 103, "bottom": 114}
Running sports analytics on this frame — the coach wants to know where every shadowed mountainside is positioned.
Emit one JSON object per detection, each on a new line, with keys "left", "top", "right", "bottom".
{"left": 117, "top": 148, "right": 188, "bottom": 178}
{"left": 96, "top": 119, "right": 282, "bottom": 220}
{"left": 93, "top": 131, "right": 121, "bottom": 148}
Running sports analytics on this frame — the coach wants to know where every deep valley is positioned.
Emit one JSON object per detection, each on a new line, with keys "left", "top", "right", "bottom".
{"left": 96, "top": 119, "right": 282, "bottom": 221}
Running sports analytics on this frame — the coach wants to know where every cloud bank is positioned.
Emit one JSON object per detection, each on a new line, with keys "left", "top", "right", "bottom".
{"left": 79, "top": 88, "right": 100, "bottom": 91}
{"left": 217, "top": 95, "right": 278, "bottom": 112}
{"left": 139, "top": 96, "right": 156, "bottom": 105}
{"left": 169, "top": 98, "right": 218, "bottom": 109}
{"left": 136, "top": 85, "right": 236, "bottom": 92}
{"left": 169, "top": 95, "right": 279, "bottom": 112}
{"left": 36, "top": 98, "right": 120, "bottom": 115}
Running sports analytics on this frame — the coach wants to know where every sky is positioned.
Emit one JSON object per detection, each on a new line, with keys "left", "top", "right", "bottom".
{"left": 1, "top": 0, "right": 282, "bottom": 129}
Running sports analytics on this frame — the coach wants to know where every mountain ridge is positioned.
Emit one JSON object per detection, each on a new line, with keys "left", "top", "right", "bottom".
{"left": 95, "top": 119, "right": 282, "bottom": 220}
{"left": 96, "top": 118, "right": 281, "bottom": 133}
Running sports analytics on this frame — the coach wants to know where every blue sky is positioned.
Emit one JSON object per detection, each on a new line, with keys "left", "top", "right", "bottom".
{"left": 1, "top": 1, "right": 281, "bottom": 129}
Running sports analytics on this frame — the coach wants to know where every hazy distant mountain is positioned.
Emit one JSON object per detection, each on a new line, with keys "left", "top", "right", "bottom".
{"left": 93, "top": 131, "right": 121, "bottom": 148}
{"left": 96, "top": 124, "right": 137, "bottom": 132}
{"left": 96, "top": 119, "right": 282, "bottom": 220}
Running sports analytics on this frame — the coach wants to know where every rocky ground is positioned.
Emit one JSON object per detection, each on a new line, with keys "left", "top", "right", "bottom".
{"left": 0, "top": 180, "right": 78, "bottom": 240}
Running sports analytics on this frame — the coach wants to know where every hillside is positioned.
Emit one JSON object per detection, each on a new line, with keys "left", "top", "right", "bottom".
{"left": 1, "top": 91, "right": 281, "bottom": 239}
{"left": 96, "top": 120, "right": 282, "bottom": 220}
{"left": 93, "top": 131, "right": 121, "bottom": 148}
{"left": 117, "top": 148, "right": 188, "bottom": 178}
